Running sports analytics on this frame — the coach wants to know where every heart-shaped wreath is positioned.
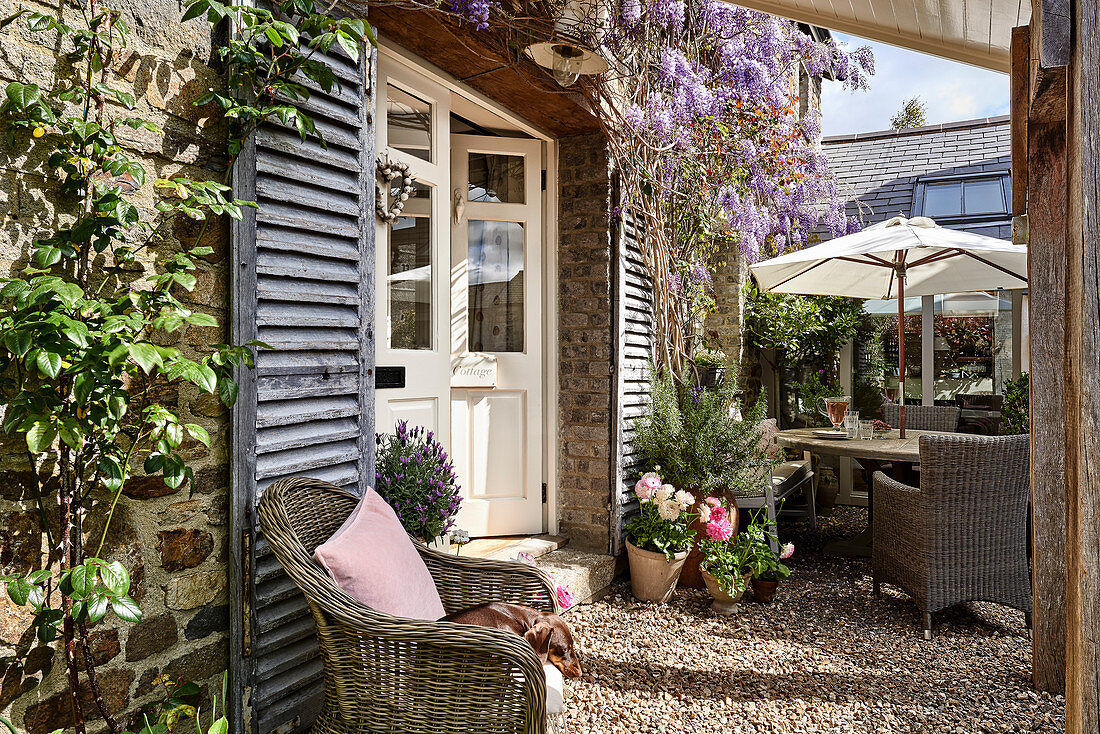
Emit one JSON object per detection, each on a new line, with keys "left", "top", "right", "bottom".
{"left": 375, "top": 158, "right": 416, "bottom": 224}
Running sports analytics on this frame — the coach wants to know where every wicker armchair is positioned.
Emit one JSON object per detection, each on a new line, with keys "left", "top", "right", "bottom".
{"left": 257, "top": 477, "right": 562, "bottom": 734}
{"left": 882, "top": 403, "right": 961, "bottom": 432}
{"left": 871, "top": 434, "right": 1031, "bottom": 639}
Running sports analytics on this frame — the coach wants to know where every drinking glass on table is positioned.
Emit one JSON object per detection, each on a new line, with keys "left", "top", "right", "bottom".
{"left": 859, "top": 420, "right": 875, "bottom": 440}
{"left": 844, "top": 411, "right": 860, "bottom": 438}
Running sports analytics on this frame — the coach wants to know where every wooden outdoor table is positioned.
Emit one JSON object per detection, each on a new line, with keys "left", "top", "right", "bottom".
{"left": 775, "top": 428, "right": 947, "bottom": 557}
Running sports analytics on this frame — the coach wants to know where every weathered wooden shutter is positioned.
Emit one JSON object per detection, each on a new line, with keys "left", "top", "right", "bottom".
{"left": 229, "top": 42, "right": 376, "bottom": 734}
{"left": 612, "top": 210, "right": 653, "bottom": 554}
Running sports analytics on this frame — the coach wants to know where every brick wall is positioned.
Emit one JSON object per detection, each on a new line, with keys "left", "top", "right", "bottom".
{"left": 557, "top": 133, "right": 614, "bottom": 552}
{"left": 0, "top": 3, "right": 230, "bottom": 730}
{"left": 706, "top": 253, "right": 748, "bottom": 368}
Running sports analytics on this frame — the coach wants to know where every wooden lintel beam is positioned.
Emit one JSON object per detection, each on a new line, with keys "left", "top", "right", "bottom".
{"left": 1039, "top": 0, "right": 1071, "bottom": 68}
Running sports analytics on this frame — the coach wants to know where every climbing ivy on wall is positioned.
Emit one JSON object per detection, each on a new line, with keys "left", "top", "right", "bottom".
{"left": 0, "top": 1, "right": 370, "bottom": 730}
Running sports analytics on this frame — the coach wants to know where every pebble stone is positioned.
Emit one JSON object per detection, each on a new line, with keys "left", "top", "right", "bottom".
{"left": 561, "top": 506, "right": 1065, "bottom": 733}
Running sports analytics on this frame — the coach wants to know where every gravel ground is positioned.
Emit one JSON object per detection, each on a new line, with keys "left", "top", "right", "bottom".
{"left": 563, "top": 506, "right": 1065, "bottom": 734}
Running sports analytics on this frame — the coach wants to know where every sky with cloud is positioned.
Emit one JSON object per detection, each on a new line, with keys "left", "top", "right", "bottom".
{"left": 820, "top": 33, "right": 1010, "bottom": 137}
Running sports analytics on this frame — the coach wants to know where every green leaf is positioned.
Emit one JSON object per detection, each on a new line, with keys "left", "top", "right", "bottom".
{"left": 128, "top": 342, "right": 162, "bottom": 374}
{"left": 35, "top": 350, "right": 61, "bottom": 379}
{"left": 5, "top": 329, "right": 32, "bottom": 357}
{"left": 207, "top": 717, "right": 229, "bottom": 734}
{"left": 185, "top": 312, "right": 218, "bottom": 328}
{"left": 5, "top": 82, "right": 41, "bottom": 110}
{"left": 59, "top": 421, "right": 83, "bottom": 451}
{"left": 181, "top": 0, "right": 209, "bottom": 21}
{"left": 218, "top": 378, "right": 239, "bottom": 407}
{"left": 264, "top": 26, "right": 284, "bottom": 47}
{"left": 185, "top": 423, "right": 210, "bottom": 447}
{"left": 25, "top": 420, "right": 56, "bottom": 453}
{"left": 68, "top": 565, "right": 95, "bottom": 599}
{"left": 110, "top": 595, "right": 142, "bottom": 623}
{"left": 100, "top": 561, "right": 129, "bottom": 595}
{"left": 86, "top": 593, "right": 109, "bottom": 623}
{"left": 6, "top": 579, "right": 30, "bottom": 606}
{"left": 168, "top": 359, "right": 217, "bottom": 394}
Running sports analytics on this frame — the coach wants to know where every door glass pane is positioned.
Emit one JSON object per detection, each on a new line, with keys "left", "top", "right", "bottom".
{"left": 389, "top": 183, "right": 432, "bottom": 349}
{"left": 387, "top": 85, "right": 432, "bottom": 162}
{"left": 468, "top": 220, "right": 525, "bottom": 352}
{"left": 963, "top": 178, "right": 1006, "bottom": 214}
{"left": 468, "top": 153, "right": 525, "bottom": 203}
{"left": 922, "top": 181, "right": 963, "bottom": 217}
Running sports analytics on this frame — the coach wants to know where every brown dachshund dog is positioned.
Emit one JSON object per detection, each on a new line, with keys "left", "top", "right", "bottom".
{"left": 442, "top": 602, "right": 582, "bottom": 679}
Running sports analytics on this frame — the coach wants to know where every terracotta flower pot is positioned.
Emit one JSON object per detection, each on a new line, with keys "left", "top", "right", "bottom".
{"left": 700, "top": 566, "right": 751, "bottom": 615}
{"left": 751, "top": 577, "right": 780, "bottom": 604}
{"left": 626, "top": 540, "right": 688, "bottom": 603}
{"left": 679, "top": 492, "right": 739, "bottom": 589}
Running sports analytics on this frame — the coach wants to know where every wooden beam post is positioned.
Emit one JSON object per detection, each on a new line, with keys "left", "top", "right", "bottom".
{"left": 1066, "top": 0, "right": 1100, "bottom": 727}
{"left": 1017, "top": 19, "right": 1069, "bottom": 695}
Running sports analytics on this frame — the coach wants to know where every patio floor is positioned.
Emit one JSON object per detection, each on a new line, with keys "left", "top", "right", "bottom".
{"left": 563, "top": 506, "right": 1065, "bottom": 733}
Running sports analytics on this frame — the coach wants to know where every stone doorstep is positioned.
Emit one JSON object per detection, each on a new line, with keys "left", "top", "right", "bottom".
{"left": 536, "top": 548, "right": 618, "bottom": 608}
{"left": 462, "top": 534, "right": 569, "bottom": 562}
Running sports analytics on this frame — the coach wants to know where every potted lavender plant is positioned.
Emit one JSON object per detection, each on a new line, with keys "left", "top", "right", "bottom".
{"left": 375, "top": 420, "right": 462, "bottom": 549}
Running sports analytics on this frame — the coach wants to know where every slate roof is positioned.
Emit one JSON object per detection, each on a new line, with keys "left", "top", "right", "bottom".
{"left": 822, "top": 115, "right": 1012, "bottom": 240}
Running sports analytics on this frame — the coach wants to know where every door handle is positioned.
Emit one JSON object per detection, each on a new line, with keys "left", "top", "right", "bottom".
{"left": 453, "top": 188, "right": 465, "bottom": 224}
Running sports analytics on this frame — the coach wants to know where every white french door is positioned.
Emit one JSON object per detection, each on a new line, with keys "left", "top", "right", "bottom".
{"left": 375, "top": 58, "right": 546, "bottom": 536}
{"left": 450, "top": 134, "right": 544, "bottom": 536}
{"left": 374, "top": 61, "right": 452, "bottom": 445}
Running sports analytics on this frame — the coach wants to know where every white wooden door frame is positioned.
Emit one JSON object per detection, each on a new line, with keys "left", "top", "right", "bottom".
{"left": 376, "top": 43, "right": 561, "bottom": 534}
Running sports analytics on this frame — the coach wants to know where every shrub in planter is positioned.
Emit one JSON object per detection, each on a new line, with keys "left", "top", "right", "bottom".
{"left": 375, "top": 420, "right": 461, "bottom": 544}
{"left": 742, "top": 509, "right": 793, "bottom": 604}
{"left": 1001, "top": 372, "right": 1029, "bottom": 435}
{"left": 624, "top": 472, "right": 696, "bottom": 602}
{"left": 696, "top": 497, "right": 752, "bottom": 614}
{"left": 634, "top": 369, "right": 779, "bottom": 587}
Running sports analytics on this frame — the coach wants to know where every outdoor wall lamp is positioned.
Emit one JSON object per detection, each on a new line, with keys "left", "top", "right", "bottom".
{"left": 524, "top": 0, "right": 608, "bottom": 87}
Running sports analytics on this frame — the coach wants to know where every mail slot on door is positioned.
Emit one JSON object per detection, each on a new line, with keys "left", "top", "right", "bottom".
{"left": 451, "top": 354, "right": 497, "bottom": 388}
{"left": 374, "top": 366, "right": 406, "bottom": 389}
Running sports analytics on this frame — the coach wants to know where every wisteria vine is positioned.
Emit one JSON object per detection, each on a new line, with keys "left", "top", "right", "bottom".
{"left": 581, "top": 0, "right": 873, "bottom": 379}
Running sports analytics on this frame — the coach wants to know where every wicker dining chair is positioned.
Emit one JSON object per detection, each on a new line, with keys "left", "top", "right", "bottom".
{"left": 871, "top": 433, "right": 1031, "bottom": 639}
{"left": 257, "top": 476, "right": 563, "bottom": 734}
{"left": 882, "top": 403, "right": 961, "bottom": 432}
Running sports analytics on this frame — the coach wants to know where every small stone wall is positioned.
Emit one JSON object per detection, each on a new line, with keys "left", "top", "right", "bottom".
{"left": 557, "top": 132, "right": 614, "bottom": 553}
{"left": 0, "top": 2, "right": 230, "bottom": 730}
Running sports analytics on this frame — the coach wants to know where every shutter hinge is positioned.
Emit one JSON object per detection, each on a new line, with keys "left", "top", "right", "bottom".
{"left": 542, "top": 482, "right": 547, "bottom": 503}
{"left": 242, "top": 527, "right": 253, "bottom": 657}
{"left": 541, "top": 170, "right": 547, "bottom": 191}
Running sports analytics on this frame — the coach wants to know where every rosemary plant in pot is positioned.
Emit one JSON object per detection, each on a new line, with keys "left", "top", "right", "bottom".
{"left": 634, "top": 370, "right": 776, "bottom": 588}
{"left": 624, "top": 471, "right": 697, "bottom": 602}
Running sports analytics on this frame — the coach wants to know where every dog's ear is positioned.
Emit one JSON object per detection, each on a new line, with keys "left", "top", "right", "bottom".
{"left": 523, "top": 621, "right": 553, "bottom": 663}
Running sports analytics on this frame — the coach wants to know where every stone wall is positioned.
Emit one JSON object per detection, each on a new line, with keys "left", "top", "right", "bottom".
{"left": 556, "top": 132, "right": 614, "bottom": 553}
{"left": 0, "top": 1, "right": 230, "bottom": 730}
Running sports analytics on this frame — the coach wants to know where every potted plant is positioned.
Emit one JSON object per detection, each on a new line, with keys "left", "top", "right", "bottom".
{"left": 696, "top": 497, "right": 752, "bottom": 614}
{"left": 634, "top": 370, "right": 776, "bottom": 588}
{"left": 624, "top": 471, "right": 697, "bottom": 602}
{"left": 375, "top": 420, "right": 462, "bottom": 549}
{"left": 742, "top": 509, "right": 794, "bottom": 603}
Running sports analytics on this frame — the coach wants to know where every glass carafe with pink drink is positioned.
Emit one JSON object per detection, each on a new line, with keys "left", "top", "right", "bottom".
{"left": 822, "top": 396, "right": 851, "bottom": 431}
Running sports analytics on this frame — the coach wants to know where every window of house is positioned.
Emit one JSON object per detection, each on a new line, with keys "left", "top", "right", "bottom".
{"left": 919, "top": 175, "right": 1010, "bottom": 220}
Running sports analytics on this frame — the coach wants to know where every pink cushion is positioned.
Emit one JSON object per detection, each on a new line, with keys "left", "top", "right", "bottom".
{"left": 313, "top": 487, "right": 445, "bottom": 620}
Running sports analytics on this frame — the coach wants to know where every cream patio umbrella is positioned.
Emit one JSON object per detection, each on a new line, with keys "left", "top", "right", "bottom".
{"left": 749, "top": 216, "right": 1028, "bottom": 436}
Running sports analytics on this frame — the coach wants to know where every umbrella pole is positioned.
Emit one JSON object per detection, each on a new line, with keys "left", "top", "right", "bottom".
{"left": 897, "top": 266, "right": 906, "bottom": 438}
